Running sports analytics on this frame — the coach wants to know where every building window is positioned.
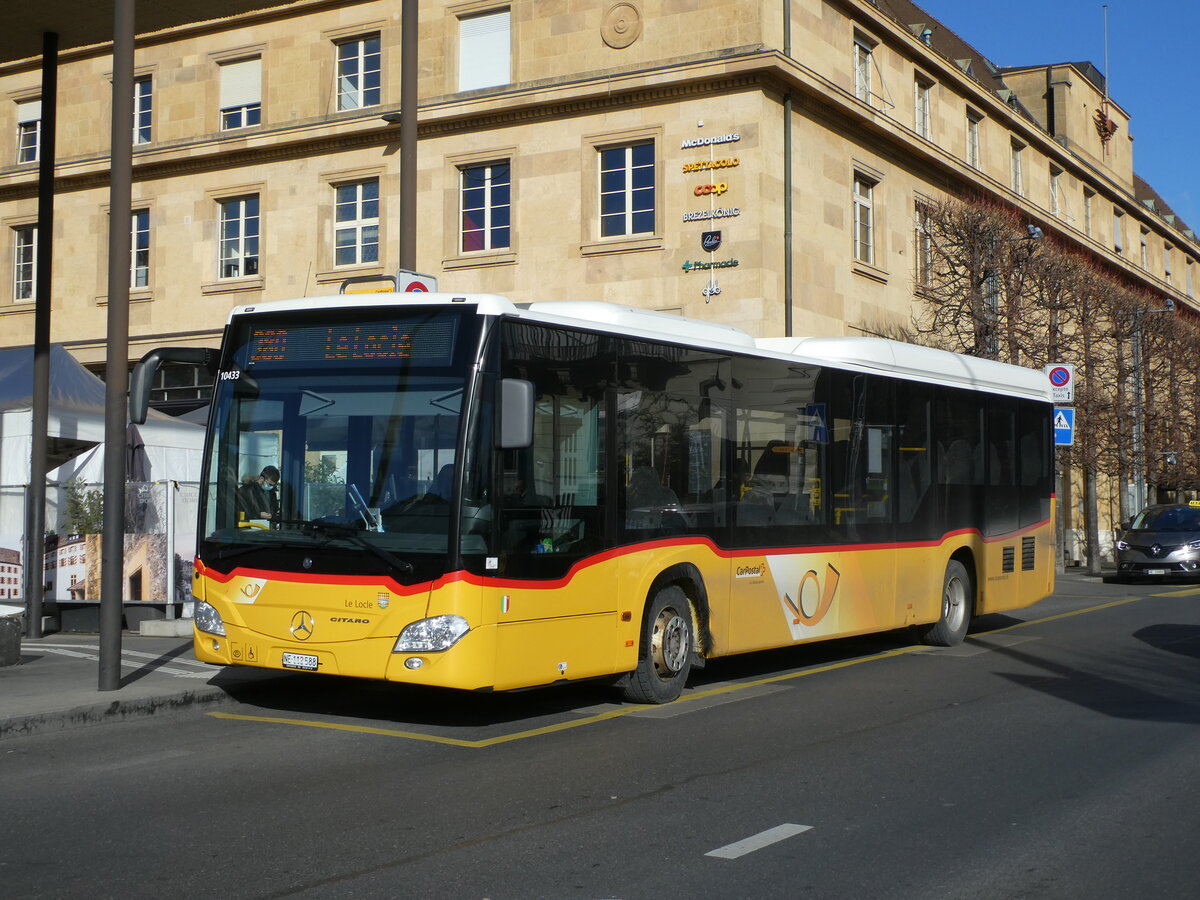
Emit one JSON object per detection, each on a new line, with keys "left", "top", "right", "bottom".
{"left": 853, "top": 37, "right": 873, "bottom": 103}
{"left": 131, "top": 209, "right": 149, "bottom": 288}
{"left": 219, "top": 58, "right": 262, "bottom": 130}
{"left": 218, "top": 195, "right": 259, "bottom": 278}
{"left": 16, "top": 99, "right": 40, "bottom": 164}
{"left": 599, "top": 141, "right": 655, "bottom": 238}
{"left": 1010, "top": 140, "right": 1024, "bottom": 196}
{"left": 1187, "top": 260, "right": 1195, "bottom": 298}
{"left": 914, "top": 77, "right": 932, "bottom": 139}
{"left": 966, "top": 109, "right": 982, "bottom": 169}
{"left": 459, "top": 9, "right": 511, "bottom": 92}
{"left": 336, "top": 35, "right": 381, "bottom": 111}
{"left": 333, "top": 180, "right": 379, "bottom": 266}
{"left": 1049, "top": 166, "right": 1063, "bottom": 217}
{"left": 1083, "top": 189, "right": 1095, "bottom": 237}
{"left": 914, "top": 201, "right": 933, "bottom": 287}
{"left": 1113, "top": 208, "right": 1125, "bottom": 254}
{"left": 133, "top": 76, "right": 152, "bottom": 144}
{"left": 460, "top": 161, "right": 511, "bottom": 252}
{"left": 1140, "top": 228, "right": 1149, "bottom": 269}
{"left": 1165, "top": 244, "right": 1173, "bottom": 283}
{"left": 853, "top": 174, "right": 876, "bottom": 265}
{"left": 12, "top": 226, "right": 36, "bottom": 300}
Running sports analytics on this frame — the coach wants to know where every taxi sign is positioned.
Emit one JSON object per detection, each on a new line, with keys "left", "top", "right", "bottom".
{"left": 1043, "top": 363, "right": 1074, "bottom": 404}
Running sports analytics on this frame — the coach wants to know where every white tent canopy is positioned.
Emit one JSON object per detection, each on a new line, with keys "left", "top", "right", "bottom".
{"left": 0, "top": 344, "right": 205, "bottom": 486}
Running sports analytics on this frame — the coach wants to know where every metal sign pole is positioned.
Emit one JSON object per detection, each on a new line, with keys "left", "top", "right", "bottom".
{"left": 99, "top": 0, "right": 135, "bottom": 691}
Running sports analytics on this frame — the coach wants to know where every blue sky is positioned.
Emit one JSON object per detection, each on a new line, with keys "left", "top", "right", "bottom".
{"left": 914, "top": 1, "right": 1199, "bottom": 228}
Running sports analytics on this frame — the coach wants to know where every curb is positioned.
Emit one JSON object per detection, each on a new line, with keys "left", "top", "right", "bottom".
{"left": 0, "top": 683, "right": 238, "bottom": 741}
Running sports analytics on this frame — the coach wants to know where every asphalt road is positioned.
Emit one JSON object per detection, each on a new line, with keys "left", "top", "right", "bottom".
{"left": 3, "top": 573, "right": 1199, "bottom": 899}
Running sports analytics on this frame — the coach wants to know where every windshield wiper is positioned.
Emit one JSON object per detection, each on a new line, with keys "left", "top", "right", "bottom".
{"left": 276, "top": 518, "right": 415, "bottom": 574}
{"left": 208, "top": 536, "right": 318, "bottom": 562}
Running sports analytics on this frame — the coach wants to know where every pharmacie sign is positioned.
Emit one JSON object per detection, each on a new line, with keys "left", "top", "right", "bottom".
{"left": 682, "top": 258, "right": 739, "bottom": 271}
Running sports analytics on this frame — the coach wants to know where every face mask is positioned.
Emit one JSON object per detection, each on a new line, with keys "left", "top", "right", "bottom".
{"left": 264, "top": 483, "right": 276, "bottom": 491}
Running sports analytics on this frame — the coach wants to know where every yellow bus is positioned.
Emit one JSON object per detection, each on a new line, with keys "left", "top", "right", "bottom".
{"left": 131, "top": 292, "right": 1055, "bottom": 703}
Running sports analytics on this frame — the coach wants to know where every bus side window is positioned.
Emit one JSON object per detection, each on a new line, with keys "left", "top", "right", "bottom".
{"left": 730, "top": 357, "right": 825, "bottom": 546}
{"left": 616, "top": 342, "right": 732, "bottom": 541}
{"left": 897, "top": 382, "right": 934, "bottom": 530}
{"left": 498, "top": 321, "right": 608, "bottom": 566}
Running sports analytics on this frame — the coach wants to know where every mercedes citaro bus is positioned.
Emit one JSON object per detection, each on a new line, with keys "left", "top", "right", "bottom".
{"left": 130, "top": 291, "right": 1055, "bottom": 703}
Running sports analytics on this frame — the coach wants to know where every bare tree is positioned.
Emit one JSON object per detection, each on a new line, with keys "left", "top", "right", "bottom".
{"left": 914, "top": 196, "right": 1025, "bottom": 358}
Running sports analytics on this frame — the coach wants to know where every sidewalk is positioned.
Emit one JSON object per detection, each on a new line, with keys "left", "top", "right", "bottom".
{"left": 0, "top": 567, "right": 1135, "bottom": 741}
{"left": 0, "top": 630, "right": 280, "bottom": 740}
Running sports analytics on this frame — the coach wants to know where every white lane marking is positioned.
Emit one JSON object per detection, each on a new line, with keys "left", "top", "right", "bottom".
{"left": 32, "top": 646, "right": 211, "bottom": 678}
{"left": 706, "top": 823, "right": 813, "bottom": 859}
{"left": 33, "top": 643, "right": 211, "bottom": 668}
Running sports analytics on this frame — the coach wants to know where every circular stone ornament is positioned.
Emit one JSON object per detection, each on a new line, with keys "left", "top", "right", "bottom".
{"left": 602, "top": 2, "right": 643, "bottom": 49}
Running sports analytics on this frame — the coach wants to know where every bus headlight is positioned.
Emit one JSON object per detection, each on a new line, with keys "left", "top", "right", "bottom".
{"left": 393, "top": 615, "right": 469, "bottom": 653}
{"left": 193, "top": 600, "right": 226, "bottom": 636}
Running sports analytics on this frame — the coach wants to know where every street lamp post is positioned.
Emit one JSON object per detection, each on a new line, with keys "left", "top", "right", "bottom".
{"left": 381, "top": 0, "right": 418, "bottom": 273}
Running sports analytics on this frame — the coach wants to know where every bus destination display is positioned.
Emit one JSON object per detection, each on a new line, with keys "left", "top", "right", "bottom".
{"left": 246, "top": 318, "right": 457, "bottom": 363}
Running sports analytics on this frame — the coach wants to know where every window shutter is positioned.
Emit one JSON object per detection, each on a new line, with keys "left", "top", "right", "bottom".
{"left": 459, "top": 10, "right": 511, "bottom": 91}
{"left": 16, "top": 99, "right": 41, "bottom": 123}
{"left": 219, "top": 58, "right": 262, "bottom": 109}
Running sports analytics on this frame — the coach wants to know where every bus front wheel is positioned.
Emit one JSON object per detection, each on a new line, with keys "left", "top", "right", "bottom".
{"left": 918, "top": 559, "right": 972, "bottom": 646}
{"left": 620, "top": 586, "right": 694, "bottom": 704}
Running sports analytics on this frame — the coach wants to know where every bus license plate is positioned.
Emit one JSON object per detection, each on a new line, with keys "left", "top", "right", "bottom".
{"left": 281, "top": 652, "right": 319, "bottom": 671}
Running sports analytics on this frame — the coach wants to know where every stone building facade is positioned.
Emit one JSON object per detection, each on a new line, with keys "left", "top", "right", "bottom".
{"left": 0, "top": 0, "right": 1193, "bottom": 386}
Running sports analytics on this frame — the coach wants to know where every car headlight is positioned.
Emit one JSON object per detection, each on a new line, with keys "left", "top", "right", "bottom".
{"left": 193, "top": 600, "right": 226, "bottom": 636}
{"left": 1188, "top": 539, "right": 1200, "bottom": 551}
{"left": 1115, "top": 539, "right": 1129, "bottom": 551}
{"left": 393, "top": 615, "right": 469, "bottom": 653}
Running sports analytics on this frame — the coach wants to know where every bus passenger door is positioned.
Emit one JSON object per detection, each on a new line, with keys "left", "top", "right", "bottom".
{"left": 828, "top": 372, "right": 899, "bottom": 632}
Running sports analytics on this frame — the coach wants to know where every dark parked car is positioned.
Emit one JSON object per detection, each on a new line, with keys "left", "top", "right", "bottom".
{"left": 1115, "top": 502, "right": 1200, "bottom": 579}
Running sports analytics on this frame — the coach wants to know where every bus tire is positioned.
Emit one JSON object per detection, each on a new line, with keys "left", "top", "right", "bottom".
{"left": 620, "top": 586, "right": 694, "bottom": 704}
{"left": 918, "top": 559, "right": 972, "bottom": 646}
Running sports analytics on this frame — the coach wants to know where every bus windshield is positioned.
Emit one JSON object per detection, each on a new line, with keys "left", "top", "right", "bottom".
{"left": 199, "top": 307, "right": 481, "bottom": 573}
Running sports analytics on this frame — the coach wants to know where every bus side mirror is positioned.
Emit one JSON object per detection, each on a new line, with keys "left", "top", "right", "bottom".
{"left": 499, "top": 378, "right": 534, "bottom": 449}
{"left": 129, "top": 347, "right": 218, "bottom": 424}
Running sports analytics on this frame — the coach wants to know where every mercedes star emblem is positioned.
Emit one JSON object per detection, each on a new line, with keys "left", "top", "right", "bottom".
{"left": 290, "top": 610, "right": 315, "bottom": 640}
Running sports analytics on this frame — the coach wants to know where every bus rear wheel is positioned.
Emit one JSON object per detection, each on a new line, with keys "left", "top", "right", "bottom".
{"left": 918, "top": 559, "right": 972, "bottom": 646}
{"left": 620, "top": 586, "right": 694, "bottom": 704}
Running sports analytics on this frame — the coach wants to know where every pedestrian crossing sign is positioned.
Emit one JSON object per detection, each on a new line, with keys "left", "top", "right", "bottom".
{"left": 1053, "top": 407, "right": 1075, "bottom": 446}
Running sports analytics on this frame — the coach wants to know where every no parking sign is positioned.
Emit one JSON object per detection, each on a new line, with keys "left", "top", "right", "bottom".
{"left": 399, "top": 270, "right": 438, "bottom": 293}
{"left": 1043, "top": 363, "right": 1074, "bottom": 403}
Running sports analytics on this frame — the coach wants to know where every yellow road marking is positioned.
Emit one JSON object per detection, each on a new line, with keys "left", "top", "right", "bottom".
{"left": 207, "top": 593, "right": 1154, "bottom": 747}
{"left": 1149, "top": 586, "right": 1200, "bottom": 597}
{"left": 978, "top": 595, "right": 1142, "bottom": 633}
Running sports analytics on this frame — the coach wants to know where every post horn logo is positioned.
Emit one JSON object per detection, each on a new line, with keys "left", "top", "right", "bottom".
{"left": 290, "top": 610, "right": 315, "bottom": 641}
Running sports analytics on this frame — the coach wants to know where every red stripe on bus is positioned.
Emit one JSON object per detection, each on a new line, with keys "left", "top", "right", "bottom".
{"left": 194, "top": 516, "right": 1052, "bottom": 595}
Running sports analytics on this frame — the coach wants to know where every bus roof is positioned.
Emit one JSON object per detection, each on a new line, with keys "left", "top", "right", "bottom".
{"left": 756, "top": 336, "right": 1052, "bottom": 402}
{"left": 227, "top": 293, "right": 1051, "bottom": 402}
